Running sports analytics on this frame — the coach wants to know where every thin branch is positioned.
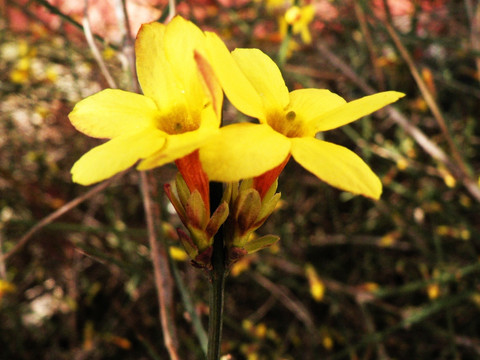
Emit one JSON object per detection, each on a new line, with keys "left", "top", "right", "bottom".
{"left": 382, "top": 21, "right": 469, "bottom": 178}
{"left": 166, "top": 0, "right": 176, "bottom": 23}
{"left": 330, "top": 292, "right": 473, "bottom": 360}
{"left": 115, "top": 0, "right": 138, "bottom": 92}
{"left": 0, "top": 231, "right": 7, "bottom": 279}
{"left": 170, "top": 257, "right": 208, "bottom": 355}
{"left": 30, "top": 0, "right": 114, "bottom": 47}
{"left": 251, "top": 272, "right": 316, "bottom": 332}
{"left": 464, "top": 0, "right": 480, "bottom": 84}
{"left": 314, "top": 34, "right": 480, "bottom": 202}
{"left": 353, "top": 1, "right": 386, "bottom": 91}
{"left": 1, "top": 171, "right": 128, "bottom": 262}
{"left": 140, "top": 172, "right": 180, "bottom": 360}
{"left": 83, "top": 0, "right": 117, "bottom": 89}
{"left": 359, "top": 302, "right": 391, "bottom": 360}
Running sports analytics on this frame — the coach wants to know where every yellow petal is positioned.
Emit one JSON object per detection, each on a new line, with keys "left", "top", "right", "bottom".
{"left": 311, "top": 91, "right": 405, "bottom": 132}
{"left": 290, "top": 137, "right": 382, "bottom": 199}
{"left": 72, "top": 128, "right": 166, "bottom": 185}
{"left": 287, "top": 89, "right": 346, "bottom": 136}
{"left": 138, "top": 104, "right": 219, "bottom": 170}
{"left": 135, "top": 22, "right": 186, "bottom": 112}
{"left": 69, "top": 89, "right": 158, "bottom": 139}
{"left": 138, "top": 126, "right": 218, "bottom": 170}
{"left": 199, "top": 101, "right": 221, "bottom": 130}
{"left": 199, "top": 123, "right": 292, "bottom": 182}
{"left": 164, "top": 16, "right": 209, "bottom": 119}
{"left": 136, "top": 130, "right": 205, "bottom": 170}
{"left": 231, "top": 48, "right": 289, "bottom": 116}
{"left": 204, "top": 32, "right": 264, "bottom": 120}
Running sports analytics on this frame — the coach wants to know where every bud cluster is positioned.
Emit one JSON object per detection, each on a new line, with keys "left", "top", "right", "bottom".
{"left": 165, "top": 174, "right": 281, "bottom": 269}
{"left": 222, "top": 178, "right": 281, "bottom": 265}
{"left": 164, "top": 173, "right": 228, "bottom": 269}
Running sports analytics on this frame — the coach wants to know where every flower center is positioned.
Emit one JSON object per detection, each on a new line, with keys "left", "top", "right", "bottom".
{"left": 267, "top": 109, "right": 306, "bottom": 138}
{"left": 154, "top": 106, "right": 198, "bottom": 135}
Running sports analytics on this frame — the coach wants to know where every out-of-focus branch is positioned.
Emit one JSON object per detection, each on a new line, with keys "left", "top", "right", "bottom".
{"left": 0, "top": 232, "right": 6, "bottom": 279}
{"left": 464, "top": 0, "right": 480, "bottom": 84}
{"left": 1, "top": 171, "right": 128, "bottom": 262}
{"left": 314, "top": 31, "right": 480, "bottom": 202}
{"left": 83, "top": 0, "right": 117, "bottom": 89}
{"left": 251, "top": 272, "right": 316, "bottom": 332}
{"left": 115, "top": 0, "right": 138, "bottom": 92}
{"left": 382, "top": 21, "right": 469, "bottom": 177}
{"left": 29, "top": 0, "right": 114, "bottom": 46}
{"left": 382, "top": 20, "right": 480, "bottom": 202}
{"left": 353, "top": 2, "right": 386, "bottom": 91}
{"left": 140, "top": 172, "right": 180, "bottom": 360}
{"left": 166, "top": 0, "right": 176, "bottom": 23}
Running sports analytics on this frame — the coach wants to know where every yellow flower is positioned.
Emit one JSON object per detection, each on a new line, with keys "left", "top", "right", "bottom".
{"left": 200, "top": 34, "right": 404, "bottom": 199}
{"left": 69, "top": 17, "right": 222, "bottom": 185}
{"left": 282, "top": 4, "right": 315, "bottom": 44}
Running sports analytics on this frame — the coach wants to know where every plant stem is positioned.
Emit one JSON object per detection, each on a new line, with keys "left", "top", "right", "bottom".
{"left": 207, "top": 242, "right": 226, "bottom": 360}
{"left": 277, "top": 25, "right": 292, "bottom": 69}
{"left": 207, "top": 182, "right": 227, "bottom": 360}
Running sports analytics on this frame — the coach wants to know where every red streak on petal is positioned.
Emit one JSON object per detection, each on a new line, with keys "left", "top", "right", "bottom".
{"left": 253, "top": 155, "right": 291, "bottom": 199}
{"left": 194, "top": 50, "right": 223, "bottom": 118}
{"left": 175, "top": 150, "right": 210, "bottom": 214}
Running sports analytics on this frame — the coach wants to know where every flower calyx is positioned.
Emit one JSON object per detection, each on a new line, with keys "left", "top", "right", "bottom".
{"left": 165, "top": 173, "right": 229, "bottom": 269}
{"left": 225, "top": 178, "right": 281, "bottom": 265}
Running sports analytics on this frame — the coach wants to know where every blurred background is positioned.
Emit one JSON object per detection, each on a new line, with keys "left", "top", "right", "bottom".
{"left": 1, "top": 0, "right": 480, "bottom": 359}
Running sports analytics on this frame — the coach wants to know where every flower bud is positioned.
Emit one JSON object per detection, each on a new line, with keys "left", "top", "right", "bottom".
{"left": 165, "top": 173, "right": 229, "bottom": 269}
{"left": 224, "top": 178, "right": 282, "bottom": 265}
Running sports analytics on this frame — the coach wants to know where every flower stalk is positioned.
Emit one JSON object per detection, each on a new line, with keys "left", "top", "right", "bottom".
{"left": 207, "top": 181, "right": 227, "bottom": 360}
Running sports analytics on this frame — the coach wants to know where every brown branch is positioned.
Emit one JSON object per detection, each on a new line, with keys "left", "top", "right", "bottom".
{"left": 139, "top": 172, "right": 180, "bottom": 360}
{"left": 0, "top": 231, "right": 7, "bottom": 279}
{"left": 465, "top": 0, "right": 480, "bottom": 85}
{"left": 382, "top": 21, "right": 469, "bottom": 177}
{"left": 314, "top": 32, "right": 480, "bottom": 202}
{"left": 354, "top": 2, "right": 386, "bottom": 91}
{"left": 83, "top": 0, "right": 117, "bottom": 89}
{"left": 251, "top": 272, "right": 316, "bottom": 332}
{"left": 114, "top": 0, "right": 138, "bottom": 92}
{"left": 1, "top": 171, "right": 128, "bottom": 262}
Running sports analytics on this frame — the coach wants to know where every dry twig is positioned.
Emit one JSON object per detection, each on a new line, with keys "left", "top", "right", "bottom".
{"left": 315, "top": 33, "right": 480, "bottom": 202}
{"left": 140, "top": 172, "right": 180, "bottom": 360}
{"left": 251, "top": 272, "right": 316, "bottom": 332}
{"left": 83, "top": 0, "right": 117, "bottom": 89}
{"left": 1, "top": 171, "right": 127, "bottom": 262}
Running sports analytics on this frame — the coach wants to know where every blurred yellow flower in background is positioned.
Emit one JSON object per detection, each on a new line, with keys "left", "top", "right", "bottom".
{"left": 282, "top": 4, "right": 315, "bottom": 44}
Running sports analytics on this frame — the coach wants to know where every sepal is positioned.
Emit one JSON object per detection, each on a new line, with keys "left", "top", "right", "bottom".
{"left": 243, "top": 234, "right": 280, "bottom": 254}
{"left": 233, "top": 188, "right": 262, "bottom": 234}
{"left": 186, "top": 190, "right": 208, "bottom": 229}
{"left": 164, "top": 183, "right": 187, "bottom": 224}
{"left": 206, "top": 201, "right": 229, "bottom": 239}
{"left": 177, "top": 228, "right": 199, "bottom": 261}
{"left": 224, "top": 178, "right": 282, "bottom": 266}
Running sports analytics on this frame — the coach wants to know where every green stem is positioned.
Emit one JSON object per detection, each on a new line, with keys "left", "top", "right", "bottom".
{"left": 277, "top": 25, "right": 292, "bottom": 69}
{"left": 207, "top": 182, "right": 227, "bottom": 360}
